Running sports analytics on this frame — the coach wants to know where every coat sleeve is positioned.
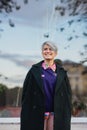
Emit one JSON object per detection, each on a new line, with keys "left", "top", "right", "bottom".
{"left": 63, "top": 72, "right": 72, "bottom": 130}
{"left": 21, "top": 69, "right": 32, "bottom": 104}
{"left": 65, "top": 73, "right": 72, "bottom": 109}
{"left": 20, "top": 69, "right": 33, "bottom": 130}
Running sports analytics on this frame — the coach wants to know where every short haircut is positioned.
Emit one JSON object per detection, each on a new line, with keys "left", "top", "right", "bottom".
{"left": 42, "top": 41, "right": 58, "bottom": 52}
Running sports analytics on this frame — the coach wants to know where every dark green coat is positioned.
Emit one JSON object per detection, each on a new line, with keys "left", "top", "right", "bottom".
{"left": 20, "top": 61, "right": 72, "bottom": 130}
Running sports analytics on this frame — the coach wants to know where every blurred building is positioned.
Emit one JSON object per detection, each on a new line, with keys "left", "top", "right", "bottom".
{"left": 63, "top": 60, "right": 87, "bottom": 95}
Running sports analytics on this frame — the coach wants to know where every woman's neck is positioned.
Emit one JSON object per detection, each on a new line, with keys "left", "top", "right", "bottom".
{"left": 44, "top": 60, "right": 54, "bottom": 67}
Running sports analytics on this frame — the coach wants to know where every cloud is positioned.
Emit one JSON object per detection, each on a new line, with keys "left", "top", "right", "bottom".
{"left": 9, "top": 0, "right": 52, "bottom": 28}
{"left": 0, "top": 51, "right": 41, "bottom": 68}
{"left": 0, "top": 50, "right": 41, "bottom": 88}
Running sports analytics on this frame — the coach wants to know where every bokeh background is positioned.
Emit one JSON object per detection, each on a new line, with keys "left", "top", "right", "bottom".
{"left": 0, "top": 0, "right": 87, "bottom": 117}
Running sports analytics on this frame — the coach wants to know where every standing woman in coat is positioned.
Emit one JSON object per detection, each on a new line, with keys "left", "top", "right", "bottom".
{"left": 20, "top": 41, "right": 72, "bottom": 130}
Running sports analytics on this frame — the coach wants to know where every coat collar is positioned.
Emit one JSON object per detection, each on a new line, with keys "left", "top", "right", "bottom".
{"left": 31, "top": 61, "right": 44, "bottom": 95}
{"left": 55, "top": 64, "right": 66, "bottom": 93}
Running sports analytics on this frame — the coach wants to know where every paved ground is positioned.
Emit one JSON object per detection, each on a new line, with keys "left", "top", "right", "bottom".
{"left": 71, "top": 124, "right": 87, "bottom": 130}
{"left": 0, "top": 123, "right": 87, "bottom": 130}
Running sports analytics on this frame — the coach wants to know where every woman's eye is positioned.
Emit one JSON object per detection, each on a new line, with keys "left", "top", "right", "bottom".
{"left": 43, "top": 48, "right": 53, "bottom": 51}
{"left": 49, "top": 48, "right": 53, "bottom": 51}
{"left": 43, "top": 48, "right": 48, "bottom": 51}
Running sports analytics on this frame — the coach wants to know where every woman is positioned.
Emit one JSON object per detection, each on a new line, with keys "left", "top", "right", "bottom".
{"left": 20, "top": 41, "right": 72, "bottom": 130}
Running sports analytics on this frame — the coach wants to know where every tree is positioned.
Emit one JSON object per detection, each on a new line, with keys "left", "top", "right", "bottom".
{"left": 54, "top": 0, "right": 87, "bottom": 35}
{"left": 0, "top": 0, "right": 28, "bottom": 13}
{"left": 54, "top": 0, "right": 87, "bottom": 63}
{"left": 55, "top": 0, "right": 87, "bottom": 17}
{"left": 0, "top": 0, "right": 87, "bottom": 23}
{"left": 80, "top": 44, "right": 87, "bottom": 64}
{"left": 0, "top": 83, "right": 8, "bottom": 106}
{"left": 41, "top": 0, "right": 87, "bottom": 43}
{"left": 6, "top": 86, "right": 22, "bottom": 107}
{"left": 0, "top": 1, "right": 87, "bottom": 58}
{"left": 0, "top": 0, "right": 28, "bottom": 27}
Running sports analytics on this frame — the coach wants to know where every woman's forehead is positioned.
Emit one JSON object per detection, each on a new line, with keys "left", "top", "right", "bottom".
{"left": 43, "top": 44, "right": 52, "bottom": 48}
{"left": 43, "top": 43, "right": 57, "bottom": 52}
{"left": 42, "top": 41, "right": 58, "bottom": 52}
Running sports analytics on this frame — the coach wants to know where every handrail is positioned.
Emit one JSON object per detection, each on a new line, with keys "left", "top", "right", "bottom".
{"left": 0, "top": 117, "right": 87, "bottom": 124}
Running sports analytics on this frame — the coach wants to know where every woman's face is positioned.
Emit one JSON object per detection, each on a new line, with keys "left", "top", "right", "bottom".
{"left": 42, "top": 44, "right": 57, "bottom": 60}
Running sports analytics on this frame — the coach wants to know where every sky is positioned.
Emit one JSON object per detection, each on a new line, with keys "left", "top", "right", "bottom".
{"left": 0, "top": 0, "right": 87, "bottom": 88}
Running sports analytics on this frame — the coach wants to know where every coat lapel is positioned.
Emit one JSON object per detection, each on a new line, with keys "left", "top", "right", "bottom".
{"left": 32, "top": 65, "right": 44, "bottom": 95}
{"left": 55, "top": 65, "right": 65, "bottom": 93}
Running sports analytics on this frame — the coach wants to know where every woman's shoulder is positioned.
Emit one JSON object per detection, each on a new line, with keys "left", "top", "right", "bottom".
{"left": 55, "top": 59, "right": 68, "bottom": 73}
{"left": 32, "top": 60, "right": 43, "bottom": 68}
{"left": 54, "top": 59, "right": 63, "bottom": 66}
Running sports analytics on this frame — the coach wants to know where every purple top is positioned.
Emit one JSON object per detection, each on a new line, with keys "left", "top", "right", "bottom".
{"left": 41, "top": 67, "right": 57, "bottom": 112}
